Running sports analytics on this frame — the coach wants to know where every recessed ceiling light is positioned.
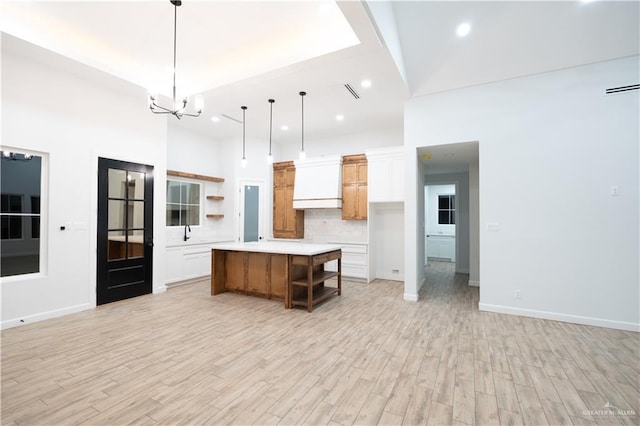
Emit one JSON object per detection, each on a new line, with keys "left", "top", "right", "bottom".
{"left": 361, "top": 79, "right": 372, "bottom": 88}
{"left": 336, "top": 114, "right": 344, "bottom": 121}
{"left": 318, "top": 2, "right": 332, "bottom": 15}
{"left": 456, "top": 22, "right": 471, "bottom": 38}
{"left": 211, "top": 116, "right": 220, "bottom": 123}
{"left": 281, "top": 125, "right": 289, "bottom": 131}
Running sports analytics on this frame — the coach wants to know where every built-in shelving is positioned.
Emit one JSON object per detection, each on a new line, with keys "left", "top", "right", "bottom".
{"left": 206, "top": 214, "right": 224, "bottom": 219}
{"left": 206, "top": 195, "right": 224, "bottom": 200}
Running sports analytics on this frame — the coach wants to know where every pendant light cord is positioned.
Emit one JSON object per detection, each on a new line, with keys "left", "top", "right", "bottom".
{"left": 300, "top": 92, "right": 306, "bottom": 153}
{"left": 268, "top": 99, "right": 274, "bottom": 156}
{"left": 172, "top": 2, "right": 178, "bottom": 104}
{"left": 241, "top": 106, "right": 247, "bottom": 158}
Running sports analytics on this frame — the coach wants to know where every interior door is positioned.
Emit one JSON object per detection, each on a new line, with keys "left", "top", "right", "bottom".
{"left": 240, "top": 181, "right": 263, "bottom": 242}
{"left": 97, "top": 158, "right": 154, "bottom": 305}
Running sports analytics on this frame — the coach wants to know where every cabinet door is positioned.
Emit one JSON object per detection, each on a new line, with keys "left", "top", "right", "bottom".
{"left": 390, "top": 157, "right": 404, "bottom": 201}
{"left": 273, "top": 187, "right": 286, "bottom": 234}
{"left": 166, "top": 248, "right": 182, "bottom": 283}
{"left": 368, "top": 159, "right": 389, "bottom": 202}
{"left": 342, "top": 184, "right": 358, "bottom": 220}
{"left": 357, "top": 183, "right": 368, "bottom": 219}
{"left": 357, "top": 163, "right": 368, "bottom": 183}
{"left": 284, "top": 188, "right": 296, "bottom": 232}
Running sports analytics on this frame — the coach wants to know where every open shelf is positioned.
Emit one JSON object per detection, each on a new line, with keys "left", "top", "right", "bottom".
{"left": 206, "top": 214, "right": 224, "bottom": 219}
{"left": 291, "top": 286, "right": 340, "bottom": 308}
{"left": 206, "top": 195, "right": 224, "bottom": 200}
{"left": 291, "top": 271, "right": 339, "bottom": 287}
{"left": 167, "top": 170, "right": 224, "bottom": 183}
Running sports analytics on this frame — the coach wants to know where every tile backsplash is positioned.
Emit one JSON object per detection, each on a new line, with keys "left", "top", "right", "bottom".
{"left": 303, "top": 209, "right": 367, "bottom": 243}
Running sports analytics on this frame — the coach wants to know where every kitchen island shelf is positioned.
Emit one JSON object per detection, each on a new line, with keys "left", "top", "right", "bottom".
{"left": 291, "top": 286, "right": 340, "bottom": 308}
{"left": 291, "top": 271, "right": 339, "bottom": 287}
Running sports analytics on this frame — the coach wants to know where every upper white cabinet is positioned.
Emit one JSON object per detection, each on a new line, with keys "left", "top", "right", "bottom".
{"left": 366, "top": 146, "right": 404, "bottom": 202}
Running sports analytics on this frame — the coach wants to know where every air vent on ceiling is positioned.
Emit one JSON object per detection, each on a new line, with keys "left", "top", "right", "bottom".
{"left": 345, "top": 83, "right": 360, "bottom": 99}
{"left": 221, "top": 114, "right": 242, "bottom": 124}
{"left": 605, "top": 84, "right": 639, "bottom": 95}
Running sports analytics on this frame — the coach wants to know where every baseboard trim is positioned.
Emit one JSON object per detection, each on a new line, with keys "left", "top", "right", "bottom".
{"left": 165, "top": 275, "right": 211, "bottom": 289}
{"left": 404, "top": 293, "right": 418, "bottom": 302}
{"left": 468, "top": 280, "right": 480, "bottom": 287}
{"left": 2, "top": 303, "right": 92, "bottom": 330}
{"left": 479, "top": 303, "right": 640, "bottom": 332}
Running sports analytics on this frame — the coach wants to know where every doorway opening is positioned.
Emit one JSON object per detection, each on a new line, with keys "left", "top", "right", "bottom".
{"left": 425, "top": 184, "right": 457, "bottom": 265}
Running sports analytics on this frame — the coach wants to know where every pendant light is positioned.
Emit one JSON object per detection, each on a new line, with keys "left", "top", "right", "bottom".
{"left": 241, "top": 106, "right": 247, "bottom": 168}
{"left": 299, "top": 91, "right": 306, "bottom": 160}
{"left": 267, "top": 99, "right": 275, "bottom": 164}
{"left": 147, "top": 0, "right": 203, "bottom": 119}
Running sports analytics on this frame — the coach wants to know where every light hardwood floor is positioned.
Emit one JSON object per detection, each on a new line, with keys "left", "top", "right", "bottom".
{"left": 2, "top": 262, "right": 639, "bottom": 425}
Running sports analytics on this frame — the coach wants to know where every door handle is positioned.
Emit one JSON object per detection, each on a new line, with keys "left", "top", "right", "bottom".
{"left": 146, "top": 242, "right": 154, "bottom": 247}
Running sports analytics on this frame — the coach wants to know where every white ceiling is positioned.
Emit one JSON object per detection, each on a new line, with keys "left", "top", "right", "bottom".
{"left": 391, "top": 1, "right": 640, "bottom": 97}
{"left": 1, "top": 1, "right": 638, "bottom": 147}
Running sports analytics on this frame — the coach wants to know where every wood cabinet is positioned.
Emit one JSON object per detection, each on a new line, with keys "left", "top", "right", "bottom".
{"left": 273, "top": 161, "right": 304, "bottom": 238}
{"left": 342, "top": 154, "right": 368, "bottom": 220}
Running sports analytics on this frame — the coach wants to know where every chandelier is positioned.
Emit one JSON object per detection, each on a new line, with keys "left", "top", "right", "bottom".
{"left": 147, "top": 0, "right": 203, "bottom": 119}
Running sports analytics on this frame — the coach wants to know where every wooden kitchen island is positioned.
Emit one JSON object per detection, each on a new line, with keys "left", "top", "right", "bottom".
{"left": 211, "top": 242, "right": 342, "bottom": 312}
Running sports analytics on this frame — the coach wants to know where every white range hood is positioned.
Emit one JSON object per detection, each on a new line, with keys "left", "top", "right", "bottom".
{"left": 293, "top": 155, "right": 342, "bottom": 209}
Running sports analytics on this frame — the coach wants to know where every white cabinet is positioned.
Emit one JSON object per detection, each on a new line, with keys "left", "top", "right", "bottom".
{"left": 325, "top": 242, "right": 368, "bottom": 281}
{"left": 426, "top": 235, "right": 455, "bottom": 261}
{"left": 366, "top": 146, "right": 404, "bottom": 202}
{"left": 165, "top": 244, "right": 212, "bottom": 285}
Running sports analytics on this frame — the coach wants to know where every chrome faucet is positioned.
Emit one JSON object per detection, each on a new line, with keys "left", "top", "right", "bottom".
{"left": 184, "top": 224, "right": 191, "bottom": 241}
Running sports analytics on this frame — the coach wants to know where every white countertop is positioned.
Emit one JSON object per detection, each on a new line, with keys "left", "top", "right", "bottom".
{"left": 211, "top": 241, "right": 342, "bottom": 256}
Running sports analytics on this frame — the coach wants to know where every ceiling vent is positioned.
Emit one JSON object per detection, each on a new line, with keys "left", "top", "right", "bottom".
{"left": 344, "top": 83, "right": 360, "bottom": 99}
{"left": 221, "top": 114, "right": 242, "bottom": 124}
{"left": 605, "top": 84, "right": 639, "bottom": 95}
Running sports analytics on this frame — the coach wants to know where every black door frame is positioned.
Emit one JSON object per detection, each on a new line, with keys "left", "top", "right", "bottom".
{"left": 97, "top": 157, "right": 154, "bottom": 305}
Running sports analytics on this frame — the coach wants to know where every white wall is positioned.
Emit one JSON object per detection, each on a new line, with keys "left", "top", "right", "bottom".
{"left": 405, "top": 56, "right": 639, "bottom": 331}
{"left": 165, "top": 124, "right": 231, "bottom": 244}
{"left": 280, "top": 128, "right": 402, "bottom": 160}
{"left": 1, "top": 35, "right": 168, "bottom": 328}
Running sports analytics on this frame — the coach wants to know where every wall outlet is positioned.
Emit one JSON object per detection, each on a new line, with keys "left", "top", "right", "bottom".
{"left": 610, "top": 185, "right": 620, "bottom": 196}
{"left": 515, "top": 289, "right": 521, "bottom": 299}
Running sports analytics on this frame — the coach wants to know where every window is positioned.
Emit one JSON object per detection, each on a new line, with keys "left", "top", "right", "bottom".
{"left": 438, "top": 194, "right": 455, "bottom": 225}
{"left": 1, "top": 194, "right": 23, "bottom": 239}
{"left": 166, "top": 180, "right": 200, "bottom": 226}
{"left": 1, "top": 151, "right": 43, "bottom": 277}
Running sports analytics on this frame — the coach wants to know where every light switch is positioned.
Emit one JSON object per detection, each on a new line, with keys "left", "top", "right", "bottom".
{"left": 610, "top": 185, "right": 619, "bottom": 196}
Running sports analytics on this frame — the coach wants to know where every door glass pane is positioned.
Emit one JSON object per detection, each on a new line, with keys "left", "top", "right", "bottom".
{"left": 184, "top": 205, "right": 199, "bottom": 226}
{"left": 166, "top": 203, "right": 180, "bottom": 226}
{"left": 244, "top": 185, "right": 259, "bottom": 242}
{"left": 107, "top": 230, "right": 126, "bottom": 261}
{"left": 130, "top": 201, "right": 144, "bottom": 229}
{"left": 167, "top": 181, "right": 181, "bottom": 203}
{"left": 108, "top": 200, "right": 127, "bottom": 230}
{"left": 108, "top": 169, "right": 127, "bottom": 198}
{"left": 127, "top": 230, "right": 144, "bottom": 259}
{"left": 128, "top": 172, "right": 145, "bottom": 200}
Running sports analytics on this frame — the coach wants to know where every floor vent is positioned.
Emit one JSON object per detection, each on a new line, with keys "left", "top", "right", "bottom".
{"left": 345, "top": 83, "right": 360, "bottom": 99}
{"left": 605, "top": 84, "right": 639, "bottom": 95}
{"left": 221, "top": 114, "right": 242, "bottom": 124}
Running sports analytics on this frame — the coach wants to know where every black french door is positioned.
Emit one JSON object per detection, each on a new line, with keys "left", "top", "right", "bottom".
{"left": 97, "top": 158, "right": 154, "bottom": 305}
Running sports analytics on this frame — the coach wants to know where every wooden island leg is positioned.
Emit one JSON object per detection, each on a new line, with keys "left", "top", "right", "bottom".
{"left": 307, "top": 256, "right": 313, "bottom": 312}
